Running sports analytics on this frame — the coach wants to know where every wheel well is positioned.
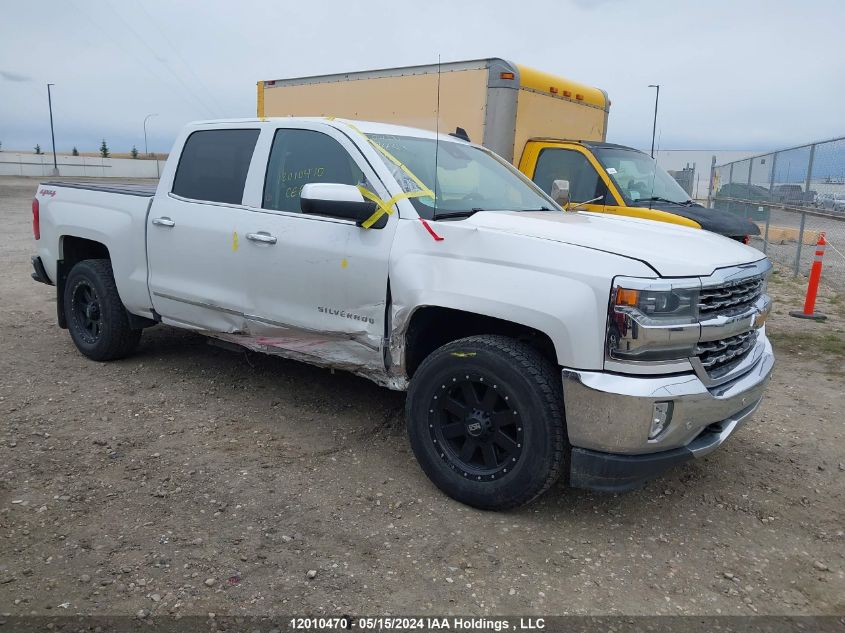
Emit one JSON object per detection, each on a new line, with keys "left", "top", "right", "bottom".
{"left": 56, "top": 236, "right": 111, "bottom": 329}
{"left": 61, "top": 236, "right": 110, "bottom": 266}
{"left": 404, "top": 306, "right": 558, "bottom": 378}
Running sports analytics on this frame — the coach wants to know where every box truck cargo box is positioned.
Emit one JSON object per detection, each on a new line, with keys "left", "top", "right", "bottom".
{"left": 258, "top": 58, "right": 608, "bottom": 163}
{"left": 258, "top": 59, "right": 759, "bottom": 240}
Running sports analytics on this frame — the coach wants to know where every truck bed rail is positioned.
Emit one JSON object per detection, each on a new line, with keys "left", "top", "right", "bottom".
{"left": 41, "top": 181, "right": 157, "bottom": 197}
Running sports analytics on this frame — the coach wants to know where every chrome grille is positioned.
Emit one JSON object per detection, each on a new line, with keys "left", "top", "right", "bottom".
{"left": 695, "top": 330, "right": 758, "bottom": 379}
{"left": 698, "top": 276, "right": 764, "bottom": 318}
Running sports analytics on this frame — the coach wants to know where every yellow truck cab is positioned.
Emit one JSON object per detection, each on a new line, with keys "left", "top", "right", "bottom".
{"left": 519, "top": 139, "right": 757, "bottom": 237}
{"left": 258, "top": 58, "right": 758, "bottom": 240}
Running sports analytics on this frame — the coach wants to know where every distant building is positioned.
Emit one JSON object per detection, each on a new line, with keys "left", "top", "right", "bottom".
{"left": 652, "top": 149, "right": 760, "bottom": 200}
{"left": 667, "top": 164, "right": 695, "bottom": 196}
{"left": 653, "top": 149, "right": 759, "bottom": 173}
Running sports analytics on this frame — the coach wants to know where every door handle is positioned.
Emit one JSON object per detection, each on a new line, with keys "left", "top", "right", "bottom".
{"left": 152, "top": 217, "right": 175, "bottom": 227}
{"left": 246, "top": 232, "right": 277, "bottom": 245}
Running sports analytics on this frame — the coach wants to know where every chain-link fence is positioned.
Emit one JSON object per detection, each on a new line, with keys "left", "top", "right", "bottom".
{"left": 710, "top": 136, "right": 845, "bottom": 293}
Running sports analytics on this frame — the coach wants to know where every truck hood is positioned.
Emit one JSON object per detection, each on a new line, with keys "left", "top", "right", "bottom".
{"left": 631, "top": 201, "right": 760, "bottom": 237}
{"left": 462, "top": 210, "right": 765, "bottom": 277}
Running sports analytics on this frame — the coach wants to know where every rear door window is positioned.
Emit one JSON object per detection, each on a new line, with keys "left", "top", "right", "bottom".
{"left": 263, "top": 129, "right": 365, "bottom": 212}
{"left": 172, "top": 129, "right": 260, "bottom": 204}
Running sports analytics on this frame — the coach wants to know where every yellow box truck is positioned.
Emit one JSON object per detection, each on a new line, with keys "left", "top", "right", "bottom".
{"left": 258, "top": 58, "right": 758, "bottom": 240}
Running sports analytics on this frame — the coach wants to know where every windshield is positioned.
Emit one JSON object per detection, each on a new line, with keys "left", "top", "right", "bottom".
{"left": 366, "top": 134, "right": 555, "bottom": 219}
{"left": 592, "top": 147, "right": 692, "bottom": 205}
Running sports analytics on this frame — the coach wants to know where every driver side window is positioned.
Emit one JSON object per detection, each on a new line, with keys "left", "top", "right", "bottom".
{"left": 263, "top": 129, "right": 365, "bottom": 212}
{"left": 534, "top": 148, "right": 607, "bottom": 204}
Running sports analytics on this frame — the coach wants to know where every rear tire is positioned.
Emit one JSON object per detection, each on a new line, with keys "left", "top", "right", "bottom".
{"left": 406, "top": 335, "right": 567, "bottom": 510}
{"left": 64, "top": 259, "right": 141, "bottom": 361}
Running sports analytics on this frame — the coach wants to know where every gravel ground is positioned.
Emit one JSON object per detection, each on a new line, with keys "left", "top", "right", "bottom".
{"left": 1, "top": 176, "right": 843, "bottom": 618}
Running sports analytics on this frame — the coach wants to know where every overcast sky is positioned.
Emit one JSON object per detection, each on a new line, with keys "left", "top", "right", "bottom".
{"left": 1, "top": 0, "right": 843, "bottom": 155}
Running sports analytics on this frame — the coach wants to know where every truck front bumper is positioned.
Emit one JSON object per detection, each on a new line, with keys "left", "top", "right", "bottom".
{"left": 562, "top": 336, "right": 774, "bottom": 491}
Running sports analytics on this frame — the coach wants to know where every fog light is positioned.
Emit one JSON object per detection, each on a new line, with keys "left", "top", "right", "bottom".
{"left": 649, "top": 402, "right": 673, "bottom": 440}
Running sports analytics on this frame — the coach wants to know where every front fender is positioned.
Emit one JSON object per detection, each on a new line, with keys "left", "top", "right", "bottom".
{"left": 388, "top": 219, "right": 655, "bottom": 371}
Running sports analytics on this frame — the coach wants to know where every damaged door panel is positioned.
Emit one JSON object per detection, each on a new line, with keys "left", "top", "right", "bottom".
{"left": 240, "top": 124, "right": 398, "bottom": 377}
{"left": 211, "top": 321, "right": 394, "bottom": 387}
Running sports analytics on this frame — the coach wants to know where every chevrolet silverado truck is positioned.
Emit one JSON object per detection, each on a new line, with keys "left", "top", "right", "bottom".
{"left": 258, "top": 58, "right": 759, "bottom": 240}
{"left": 30, "top": 118, "right": 774, "bottom": 510}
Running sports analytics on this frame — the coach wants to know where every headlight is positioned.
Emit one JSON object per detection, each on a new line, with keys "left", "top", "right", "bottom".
{"left": 615, "top": 287, "right": 697, "bottom": 319}
{"left": 607, "top": 281, "right": 700, "bottom": 362}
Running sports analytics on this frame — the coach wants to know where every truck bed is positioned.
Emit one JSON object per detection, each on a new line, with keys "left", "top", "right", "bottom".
{"left": 42, "top": 180, "right": 157, "bottom": 197}
{"left": 35, "top": 179, "right": 157, "bottom": 318}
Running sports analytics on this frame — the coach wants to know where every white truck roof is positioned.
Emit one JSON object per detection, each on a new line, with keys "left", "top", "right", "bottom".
{"left": 186, "top": 117, "right": 467, "bottom": 144}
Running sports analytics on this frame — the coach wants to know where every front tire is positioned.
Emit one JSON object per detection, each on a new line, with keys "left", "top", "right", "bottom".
{"left": 406, "top": 335, "right": 567, "bottom": 510}
{"left": 64, "top": 259, "right": 141, "bottom": 361}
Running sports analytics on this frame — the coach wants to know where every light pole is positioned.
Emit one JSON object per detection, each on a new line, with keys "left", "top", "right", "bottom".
{"left": 144, "top": 113, "right": 159, "bottom": 178}
{"left": 143, "top": 113, "right": 158, "bottom": 156}
{"left": 47, "top": 83, "right": 58, "bottom": 175}
{"left": 648, "top": 84, "right": 660, "bottom": 159}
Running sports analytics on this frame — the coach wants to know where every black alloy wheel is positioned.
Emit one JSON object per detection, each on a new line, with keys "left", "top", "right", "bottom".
{"left": 406, "top": 335, "right": 567, "bottom": 510}
{"left": 429, "top": 373, "right": 524, "bottom": 481}
{"left": 63, "top": 259, "right": 142, "bottom": 361}
{"left": 70, "top": 280, "right": 103, "bottom": 344}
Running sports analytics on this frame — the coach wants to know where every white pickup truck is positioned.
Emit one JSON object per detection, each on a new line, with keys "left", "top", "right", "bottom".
{"left": 30, "top": 118, "right": 774, "bottom": 509}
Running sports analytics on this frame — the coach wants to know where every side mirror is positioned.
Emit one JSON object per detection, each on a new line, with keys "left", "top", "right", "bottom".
{"left": 300, "top": 183, "right": 384, "bottom": 228}
{"left": 551, "top": 179, "right": 570, "bottom": 206}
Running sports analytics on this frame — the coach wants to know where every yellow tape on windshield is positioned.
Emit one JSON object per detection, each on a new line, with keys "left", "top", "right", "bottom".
{"left": 358, "top": 186, "right": 432, "bottom": 229}
{"left": 326, "top": 117, "right": 436, "bottom": 229}
{"left": 346, "top": 121, "right": 432, "bottom": 192}
{"left": 366, "top": 139, "right": 433, "bottom": 195}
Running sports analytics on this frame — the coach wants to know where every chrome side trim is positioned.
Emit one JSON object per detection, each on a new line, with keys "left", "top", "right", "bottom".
{"left": 151, "top": 291, "right": 380, "bottom": 351}
{"left": 153, "top": 291, "right": 243, "bottom": 317}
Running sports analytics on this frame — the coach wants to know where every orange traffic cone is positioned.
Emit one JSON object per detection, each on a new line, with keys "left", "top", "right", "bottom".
{"left": 790, "top": 233, "right": 827, "bottom": 321}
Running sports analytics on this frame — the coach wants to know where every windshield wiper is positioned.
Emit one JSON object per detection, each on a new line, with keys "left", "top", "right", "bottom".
{"left": 435, "top": 205, "right": 553, "bottom": 220}
{"left": 433, "top": 208, "right": 486, "bottom": 220}
{"left": 636, "top": 196, "right": 694, "bottom": 206}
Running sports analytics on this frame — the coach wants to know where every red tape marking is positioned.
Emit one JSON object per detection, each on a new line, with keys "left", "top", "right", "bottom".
{"left": 419, "top": 218, "right": 444, "bottom": 241}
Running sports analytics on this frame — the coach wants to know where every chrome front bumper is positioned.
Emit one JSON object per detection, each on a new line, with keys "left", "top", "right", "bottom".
{"left": 562, "top": 336, "right": 774, "bottom": 456}
{"left": 563, "top": 336, "right": 773, "bottom": 491}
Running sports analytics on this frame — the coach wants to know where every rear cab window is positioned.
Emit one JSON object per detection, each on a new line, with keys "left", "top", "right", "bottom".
{"left": 172, "top": 129, "right": 260, "bottom": 204}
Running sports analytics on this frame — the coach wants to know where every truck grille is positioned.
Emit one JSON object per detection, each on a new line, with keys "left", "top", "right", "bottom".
{"left": 695, "top": 330, "right": 758, "bottom": 379}
{"left": 698, "top": 276, "right": 764, "bottom": 318}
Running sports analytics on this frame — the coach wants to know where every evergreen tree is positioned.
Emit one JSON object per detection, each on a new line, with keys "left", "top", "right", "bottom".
{"left": 34, "top": 144, "right": 43, "bottom": 155}
{"left": 99, "top": 139, "right": 110, "bottom": 158}
{"left": 72, "top": 147, "right": 79, "bottom": 156}
{"left": 130, "top": 145, "right": 139, "bottom": 159}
